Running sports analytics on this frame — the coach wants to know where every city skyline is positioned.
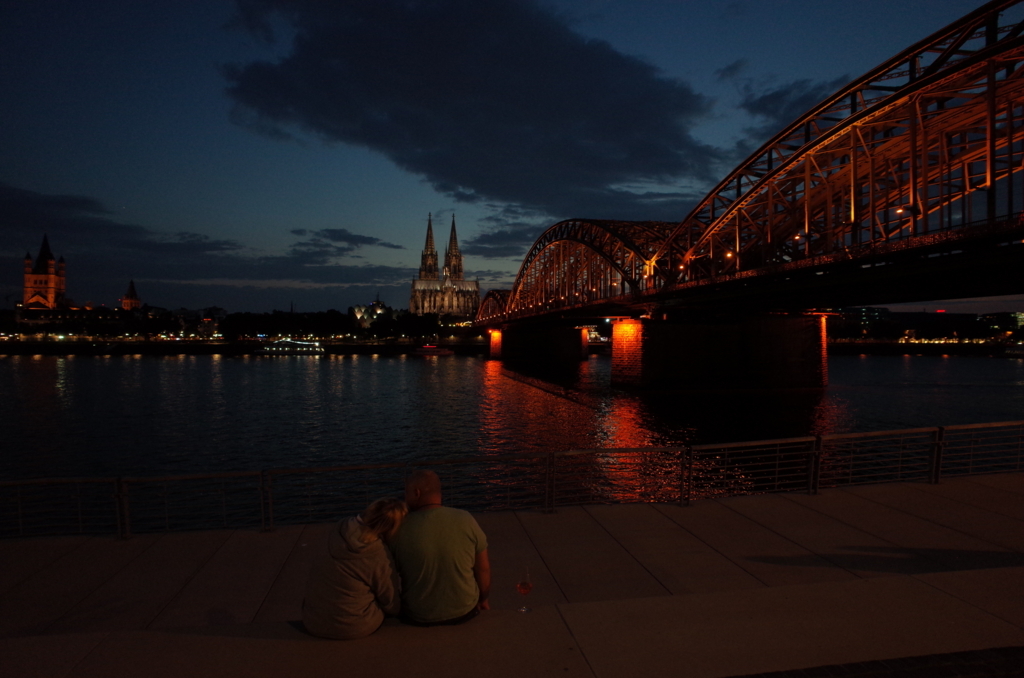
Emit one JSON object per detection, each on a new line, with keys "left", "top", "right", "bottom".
{"left": 3, "top": 0, "right": 1020, "bottom": 314}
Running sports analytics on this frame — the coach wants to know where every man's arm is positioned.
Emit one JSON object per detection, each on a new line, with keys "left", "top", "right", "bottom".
{"left": 473, "top": 548, "right": 491, "bottom": 611}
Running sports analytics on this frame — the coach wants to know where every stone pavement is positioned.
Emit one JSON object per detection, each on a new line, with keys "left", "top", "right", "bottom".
{"left": 1, "top": 473, "right": 1023, "bottom": 678}
{"left": 735, "top": 645, "right": 1024, "bottom": 677}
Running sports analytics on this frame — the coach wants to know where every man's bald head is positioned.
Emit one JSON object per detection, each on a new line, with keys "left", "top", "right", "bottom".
{"left": 404, "top": 469, "right": 442, "bottom": 510}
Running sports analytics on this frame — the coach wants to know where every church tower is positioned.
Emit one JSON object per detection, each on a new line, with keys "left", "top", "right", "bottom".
{"left": 121, "top": 280, "right": 142, "bottom": 311}
{"left": 22, "top": 235, "right": 66, "bottom": 309}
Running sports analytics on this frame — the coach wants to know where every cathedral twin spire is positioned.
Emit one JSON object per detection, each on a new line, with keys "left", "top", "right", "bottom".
{"left": 419, "top": 214, "right": 439, "bottom": 280}
{"left": 418, "top": 213, "right": 463, "bottom": 282}
{"left": 410, "top": 213, "right": 479, "bottom": 317}
{"left": 443, "top": 215, "right": 463, "bottom": 280}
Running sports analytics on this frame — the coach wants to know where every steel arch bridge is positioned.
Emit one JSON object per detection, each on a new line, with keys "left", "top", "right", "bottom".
{"left": 476, "top": 0, "right": 1024, "bottom": 326}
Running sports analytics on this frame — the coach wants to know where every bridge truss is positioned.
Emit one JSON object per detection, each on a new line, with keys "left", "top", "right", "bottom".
{"left": 479, "top": 0, "right": 1024, "bottom": 325}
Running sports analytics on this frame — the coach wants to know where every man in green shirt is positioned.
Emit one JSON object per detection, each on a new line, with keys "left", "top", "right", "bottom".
{"left": 391, "top": 469, "right": 491, "bottom": 625}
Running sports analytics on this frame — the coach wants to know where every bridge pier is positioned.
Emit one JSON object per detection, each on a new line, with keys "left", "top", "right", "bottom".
{"left": 488, "top": 329, "right": 502, "bottom": 359}
{"left": 491, "top": 324, "right": 588, "bottom": 365}
{"left": 611, "top": 314, "right": 827, "bottom": 389}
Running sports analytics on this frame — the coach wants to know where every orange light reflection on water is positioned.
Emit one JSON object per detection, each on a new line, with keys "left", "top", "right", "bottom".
{"left": 477, "top": 359, "right": 681, "bottom": 505}
{"left": 597, "top": 395, "right": 654, "bottom": 449}
{"left": 414, "top": 354, "right": 856, "bottom": 507}
{"left": 477, "top": 359, "right": 599, "bottom": 454}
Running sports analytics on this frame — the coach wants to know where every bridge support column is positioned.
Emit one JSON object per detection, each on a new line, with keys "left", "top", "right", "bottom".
{"left": 488, "top": 329, "right": 502, "bottom": 359}
{"left": 499, "top": 323, "right": 589, "bottom": 366}
{"left": 612, "top": 315, "right": 827, "bottom": 389}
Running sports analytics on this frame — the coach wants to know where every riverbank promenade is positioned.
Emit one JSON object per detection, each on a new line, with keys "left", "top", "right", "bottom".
{"left": 2, "top": 473, "right": 1023, "bottom": 678}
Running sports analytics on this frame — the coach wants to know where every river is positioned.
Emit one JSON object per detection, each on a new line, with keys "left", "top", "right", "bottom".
{"left": 2, "top": 353, "right": 1023, "bottom": 480}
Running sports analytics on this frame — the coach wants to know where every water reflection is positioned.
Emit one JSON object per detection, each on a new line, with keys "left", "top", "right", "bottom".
{"left": 476, "top": 356, "right": 858, "bottom": 504}
{"left": 497, "top": 356, "right": 853, "bottom": 446}
{"left": 54, "top": 356, "right": 74, "bottom": 409}
{"left": 14, "top": 356, "right": 63, "bottom": 452}
{"left": 477, "top": 359, "right": 598, "bottom": 454}
{"left": 597, "top": 396, "right": 655, "bottom": 448}
{"left": 1, "top": 354, "right": 1021, "bottom": 480}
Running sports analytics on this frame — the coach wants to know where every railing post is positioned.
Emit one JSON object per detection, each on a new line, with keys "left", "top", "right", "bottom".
{"left": 543, "top": 453, "right": 555, "bottom": 513}
{"left": 263, "top": 472, "right": 275, "bottom": 531}
{"left": 115, "top": 477, "right": 131, "bottom": 540}
{"left": 542, "top": 455, "right": 548, "bottom": 513}
{"left": 681, "top": 445, "right": 693, "bottom": 507}
{"left": 808, "top": 436, "right": 822, "bottom": 495}
{"left": 76, "top": 481, "right": 84, "bottom": 534}
{"left": 678, "top": 447, "right": 686, "bottom": 507}
{"left": 1018, "top": 423, "right": 1023, "bottom": 471}
{"left": 929, "top": 426, "right": 946, "bottom": 484}
{"left": 259, "top": 471, "right": 267, "bottom": 532}
{"left": 16, "top": 485, "right": 24, "bottom": 537}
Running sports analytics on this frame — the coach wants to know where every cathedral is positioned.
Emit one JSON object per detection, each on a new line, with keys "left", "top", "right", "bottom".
{"left": 23, "top": 235, "right": 66, "bottom": 310}
{"left": 409, "top": 214, "right": 480, "bottom": 317}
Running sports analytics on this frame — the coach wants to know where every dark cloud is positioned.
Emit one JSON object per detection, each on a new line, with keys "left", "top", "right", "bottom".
{"left": 225, "top": 0, "right": 720, "bottom": 220}
{"left": 460, "top": 204, "right": 549, "bottom": 258}
{"left": 284, "top": 227, "right": 405, "bottom": 264}
{"left": 0, "top": 183, "right": 242, "bottom": 258}
{"left": 312, "top": 228, "right": 402, "bottom": 249}
{"left": 290, "top": 227, "right": 402, "bottom": 250}
{"left": 715, "top": 59, "right": 747, "bottom": 81}
{"left": 737, "top": 75, "right": 850, "bottom": 146}
{"left": 0, "top": 182, "right": 417, "bottom": 312}
{"left": 465, "top": 268, "right": 515, "bottom": 284}
{"left": 287, "top": 237, "right": 358, "bottom": 261}
{"left": 461, "top": 188, "right": 708, "bottom": 260}
{"left": 0, "top": 185, "right": 109, "bottom": 218}
{"left": 462, "top": 226, "right": 546, "bottom": 259}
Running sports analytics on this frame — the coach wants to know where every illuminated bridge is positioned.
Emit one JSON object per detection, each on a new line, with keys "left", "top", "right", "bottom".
{"left": 476, "top": 0, "right": 1024, "bottom": 388}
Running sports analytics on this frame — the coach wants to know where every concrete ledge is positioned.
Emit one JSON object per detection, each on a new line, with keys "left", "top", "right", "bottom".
{"left": 2, "top": 609, "right": 593, "bottom": 678}
{"left": 558, "top": 573, "right": 1024, "bottom": 678}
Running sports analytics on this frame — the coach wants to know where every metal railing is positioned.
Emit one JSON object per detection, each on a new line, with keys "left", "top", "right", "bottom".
{"left": 2, "top": 420, "right": 1022, "bottom": 539}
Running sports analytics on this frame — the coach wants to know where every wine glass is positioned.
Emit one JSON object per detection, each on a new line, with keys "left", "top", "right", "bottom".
{"left": 516, "top": 567, "right": 532, "bottom": 613}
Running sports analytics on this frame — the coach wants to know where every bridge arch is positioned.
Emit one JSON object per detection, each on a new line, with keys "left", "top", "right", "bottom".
{"left": 504, "top": 219, "right": 676, "bottom": 320}
{"left": 476, "top": 0, "right": 1024, "bottom": 326}
{"left": 477, "top": 289, "right": 510, "bottom": 325}
{"left": 660, "top": 0, "right": 1024, "bottom": 286}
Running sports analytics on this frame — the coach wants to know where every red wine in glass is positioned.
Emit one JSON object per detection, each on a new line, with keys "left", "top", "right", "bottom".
{"left": 517, "top": 569, "right": 532, "bottom": 612}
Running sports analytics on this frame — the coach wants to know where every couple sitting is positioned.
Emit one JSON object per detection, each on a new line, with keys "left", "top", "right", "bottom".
{"left": 302, "top": 469, "right": 490, "bottom": 639}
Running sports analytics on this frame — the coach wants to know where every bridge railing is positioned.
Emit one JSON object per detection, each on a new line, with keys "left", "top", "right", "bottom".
{"left": 2, "top": 420, "right": 1022, "bottom": 538}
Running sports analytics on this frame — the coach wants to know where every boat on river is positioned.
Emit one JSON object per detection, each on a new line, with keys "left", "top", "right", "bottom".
{"left": 255, "top": 339, "right": 325, "bottom": 355}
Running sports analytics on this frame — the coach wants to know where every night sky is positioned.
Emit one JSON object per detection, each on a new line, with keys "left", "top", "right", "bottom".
{"left": 3, "top": 0, "right": 1016, "bottom": 314}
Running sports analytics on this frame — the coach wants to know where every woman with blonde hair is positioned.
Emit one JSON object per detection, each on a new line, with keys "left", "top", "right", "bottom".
{"left": 302, "top": 497, "right": 408, "bottom": 639}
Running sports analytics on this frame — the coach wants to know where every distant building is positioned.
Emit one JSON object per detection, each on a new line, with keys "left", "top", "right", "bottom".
{"left": 981, "top": 312, "right": 1024, "bottom": 332}
{"left": 409, "top": 214, "right": 480, "bottom": 317}
{"left": 22, "top": 235, "right": 66, "bottom": 310}
{"left": 846, "top": 307, "right": 891, "bottom": 327}
{"left": 171, "top": 307, "right": 227, "bottom": 337}
{"left": 351, "top": 297, "right": 396, "bottom": 329}
{"left": 121, "top": 280, "right": 142, "bottom": 311}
